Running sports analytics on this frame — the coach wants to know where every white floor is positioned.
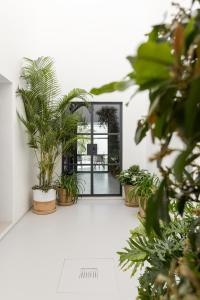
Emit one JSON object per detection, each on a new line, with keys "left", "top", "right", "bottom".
{"left": 0, "top": 199, "right": 139, "bottom": 300}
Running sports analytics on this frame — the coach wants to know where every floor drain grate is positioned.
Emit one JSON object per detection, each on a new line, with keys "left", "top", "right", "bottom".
{"left": 57, "top": 258, "right": 118, "bottom": 295}
{"left": 79, "top": 268, "right": 98, "bottom": 279}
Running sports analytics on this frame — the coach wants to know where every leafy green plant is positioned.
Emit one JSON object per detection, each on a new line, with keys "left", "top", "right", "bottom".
{"left": 117, "top": 165, "right": 141, "bottom": 185}
{"left": 91, "top": 0, "right": 200, "bottom": 297}
{"left": 56, "top": 173, "right": 84, "bottom": 201}
{"left": 17, "top": 57, "right": 89, "bottom": 191}
{"left": 128, "top": 171, "right": 159, "bottom": 213}
{"left": 118, "top": 206, "right": 200, "bottom": 299}
{"left": 90, "top": 0, "right": 200, "bottom": 231}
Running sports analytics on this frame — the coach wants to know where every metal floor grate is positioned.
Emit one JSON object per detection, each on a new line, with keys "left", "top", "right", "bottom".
{"left": 57, "top": 258, "right": 118, "bottom": 295}
{"left": 79, "top": 268, "right": 98, "bottom": 279}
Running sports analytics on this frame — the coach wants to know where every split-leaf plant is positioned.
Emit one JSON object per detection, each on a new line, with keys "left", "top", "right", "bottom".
{"left": 91, "top": 0, "right": 200, "bottom": 297}
{"left": 91, "top": 0, "right": 200, "bottom": 233}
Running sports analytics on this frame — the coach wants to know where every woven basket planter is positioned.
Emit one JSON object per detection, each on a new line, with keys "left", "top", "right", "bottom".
{"left": 32, "top": 189, "right": 56, "bottom": 215}
{"left": 124, "top": 185, "right": 139, "bottom": 207}
{"left": 57, "top": 188, "right": 74, "bottom": 206}
{"left": 138, "top": 197, "right": 147, "bottom": 218}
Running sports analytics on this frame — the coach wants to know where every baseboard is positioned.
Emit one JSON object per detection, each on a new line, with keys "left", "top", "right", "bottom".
{"left": 0, "top": 207, "right": 31, "bottom": 242}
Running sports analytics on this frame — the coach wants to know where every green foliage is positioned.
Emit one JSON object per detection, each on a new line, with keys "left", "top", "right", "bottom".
{"left": 91, "top": 1, "right": 200, "bottom": 229}
{"left": 117, "top": 165, "right": 141, "bottom": 185}
{"left": 118, "top": 206, "right": 200, "bottom": 299}
{"left": 56, "top": 173, "right": 84, "bottom": 201}
{"left": 91, "top": 80, "right": 133, "bottom": 95}
{"left": 128, "top": 171, "right": 159, "bottom": 199}
{"left": 91, "top": 1, "right": 200, "bottom": 298}
{"left": 17, "top": 57, "right": 90, "bottom": 190}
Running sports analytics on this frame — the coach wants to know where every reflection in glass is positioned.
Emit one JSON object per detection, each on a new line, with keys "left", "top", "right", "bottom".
{"left": 93, "top": 135, "right": 108, "bottom": 155}
{"left": 93, "top": 155, "right": 108, "bottom": 165}
{"left": 93, "top": 164, "right": 108, "bottom": 171}
{"left": 77, "top": 136, "right": 91, "bottom": 155}
{"left": 93, "top": 104, "right": 120, "bottom": 133}
{"left": 78, "top": 173, "right": 91, "bottom": 194}
{"left": 93, "top": 173, "right": 120, "bottom": 194}
{"left": 77, "top": 124, "right": 91, "bottom": 133}
{"left": 75, "top": 104, "right": 91, "bottom": 134}
{"left": 77, "top": 165, "right": 91, "bottom": 171}
{"left": 93, "top": 123, "right": 108, "bottom": 134}
{"left": 108, "top": 135, "right": 120, "bottom": 164}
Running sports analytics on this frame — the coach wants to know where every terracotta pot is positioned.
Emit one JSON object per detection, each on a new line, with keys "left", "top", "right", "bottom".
{"left": 124, "top": 185, "right": 139, "bottom": 207}
{"left": 32, "top": 189, "right": 56, "bottom": 215}
{"left": 57, "top": 188, "right": 74, "bottom": 206}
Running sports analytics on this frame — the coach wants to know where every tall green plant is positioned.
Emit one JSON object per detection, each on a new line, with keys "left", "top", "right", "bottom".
{"left": 91, "top": 0, "right": 200, "bottom": 232}
{"left": 91, "top": 1, "right": 200, "bottom": 297}
{"left": 118, "top": 205, "right": 200, "bottom": 299}
{"left": 17, "top": 57, "right": 89, "bottom": 190}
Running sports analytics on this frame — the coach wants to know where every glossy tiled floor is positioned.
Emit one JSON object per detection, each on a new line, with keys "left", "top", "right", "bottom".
{"left": 0, "top": 199, "right": 139, "bottom": 300}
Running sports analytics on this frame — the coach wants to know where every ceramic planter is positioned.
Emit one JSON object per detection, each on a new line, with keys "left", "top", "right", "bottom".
{"left": 57, "top": 188, "right": 74, "bottom": 206}
{"left": 124, "top": 185, "right": 139, "bottom": 207}
{"left": 32, "top": 188, "right": 56, "bottom": 215}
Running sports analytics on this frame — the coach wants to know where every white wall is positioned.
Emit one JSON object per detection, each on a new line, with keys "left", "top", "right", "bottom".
{"left": 0, "top": 77, "right": 13, "bottom": 223}
{"left": 0, "top": 0, "right": 191, "bottom": 221}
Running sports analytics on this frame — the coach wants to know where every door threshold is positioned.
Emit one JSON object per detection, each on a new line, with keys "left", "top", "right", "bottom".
{"left": 80, "top": 196, "right": 123, "bottom": 201}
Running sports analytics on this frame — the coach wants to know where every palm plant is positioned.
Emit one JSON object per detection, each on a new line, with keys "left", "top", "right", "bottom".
{"left": 17, "top": 56, "right": 89, "bottom": 191}
{"left": 57, "top": 173, "right": 84, "bottom": 203}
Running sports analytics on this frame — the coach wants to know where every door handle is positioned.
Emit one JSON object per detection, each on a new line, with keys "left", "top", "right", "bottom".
{"left": 87, "top": 144, "right": 97, "bottom": 155}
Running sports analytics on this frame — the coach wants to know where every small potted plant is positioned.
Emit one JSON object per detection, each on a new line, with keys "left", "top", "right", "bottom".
{"left": 17, "top": 57, "right": 89, "bottom": 214}
{"left": 128, "top": 171, "right": 159, "bottom": 217}
{"left": 57, "top": 173, "right": 84, "bottom": 206}
{"left": 117, "top": 165, "right": 141, "bottom": 207}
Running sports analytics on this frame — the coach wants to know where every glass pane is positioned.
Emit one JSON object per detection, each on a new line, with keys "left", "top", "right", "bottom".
{"left": 108, "top": 135, "right": 120, "bottom": 164}
{"left": 72, "top": 104, "right": 91, "bottom": 134}
{"left": 93, "top": 135, "right": 108, "bottom": 156}
{"left": 69, "top": 164, "right": 91, "bottom": 172}
{"left": 92, "top": 135, "right": 120, "bottom": 164}
{"left": 93, "top": 164, "right": 108, "bottom": 171}
{"left": 77, "top": 155, "right": 91, "bottom": 165}
{"left": 93, "top": 104, "right": 120, "bottom": 133}
{"left": 93, "top": 172, "right": 120, "bottom": 194}
{"left": 77, "top": 165, "right": 91, "bottom": 171}
{"left": 78, "top": 173, "right": 91, "bottom": 194}
{"left": 93, "top": 155, "right": 108, "bottom": 164}
{"left": 77, "top": 136, "right": 91, "bottom": 155}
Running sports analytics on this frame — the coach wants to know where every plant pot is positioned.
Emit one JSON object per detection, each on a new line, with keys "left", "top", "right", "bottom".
{"left": 32, "top": 189, "right": 56, "bottom": 215}
{"left": 138, "top": 197, "right": 146, "bottom": 218}
{"left": 57, "top": 188, "right": 74, "bottom": 206}
{"left": 124, "top": 185, "right": 139, "bottom": 207}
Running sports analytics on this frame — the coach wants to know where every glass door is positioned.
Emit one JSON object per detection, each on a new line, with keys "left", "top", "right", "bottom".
{"left": 62, "top": 102, "right": 122, "bottom": 196}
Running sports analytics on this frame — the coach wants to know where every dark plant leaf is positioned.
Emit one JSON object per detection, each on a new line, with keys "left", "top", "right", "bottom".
{"left": 185, "top": 77, "right": 200, "bottom": 136}
{"left": 173, "top": 150, "right": 190, "bottom": 182}
{"left": 177, "top": 195, "right": 187, "bottom": 215}
{"left": 135, "top": 119, "right": 149, "bottom": 144}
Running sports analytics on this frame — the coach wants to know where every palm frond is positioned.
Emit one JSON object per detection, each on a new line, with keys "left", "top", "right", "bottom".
{"left": 57, "top": 88, "right": 90, "bottom": 112}
{"left": 17, "top": 56, "right": 89, "bottom": 189}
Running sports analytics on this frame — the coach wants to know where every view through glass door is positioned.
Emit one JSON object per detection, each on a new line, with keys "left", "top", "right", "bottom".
{"left": 62, "top": 102, "right": 122, "bottom": 196}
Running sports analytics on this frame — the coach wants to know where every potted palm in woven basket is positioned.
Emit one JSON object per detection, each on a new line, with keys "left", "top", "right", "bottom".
{"left": 117, "top": 165, "right": 141, "bottom": 207}
{"left": 128, "top": 171, "right": 159, "bottom": 217}
{"left": 56, "top": 173, "right": 84, "bottom": 206}
{"left": 17, "top": 56, "right": 89, "bottom": 215}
